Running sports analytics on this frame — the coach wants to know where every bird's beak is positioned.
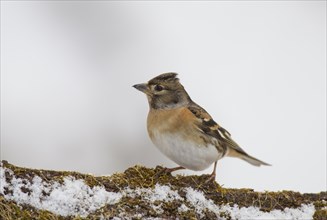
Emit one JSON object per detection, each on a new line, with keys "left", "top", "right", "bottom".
{"left": 133, "top": 83, "right": 149, "bottom": 94}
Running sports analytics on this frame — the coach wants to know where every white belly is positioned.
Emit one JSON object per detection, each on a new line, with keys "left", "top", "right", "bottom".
{"left": 150, "top": 131, "right": 221, "bottom": 171}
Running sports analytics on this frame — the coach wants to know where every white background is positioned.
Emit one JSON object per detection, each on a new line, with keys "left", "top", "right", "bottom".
{"left": 1, "top": 1, "right": 326, "bottom": 193}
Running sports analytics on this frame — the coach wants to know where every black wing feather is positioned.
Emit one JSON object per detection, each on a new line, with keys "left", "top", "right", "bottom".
{"left": 187, "top": 103, "right": 249, "bottom": 156}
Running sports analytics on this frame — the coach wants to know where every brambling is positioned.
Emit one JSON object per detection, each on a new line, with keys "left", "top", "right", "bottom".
{"left": 133, "top": 73, "right": 270, "bottom": 182}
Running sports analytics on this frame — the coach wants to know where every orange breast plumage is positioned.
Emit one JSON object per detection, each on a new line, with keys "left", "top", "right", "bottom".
{"left": 147, "top": 107, "right": 222, "bottom": 171}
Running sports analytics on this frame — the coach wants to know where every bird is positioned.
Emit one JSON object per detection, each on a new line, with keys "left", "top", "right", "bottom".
{"left": 133, "top": 72, "right": 270, "bottom": 182}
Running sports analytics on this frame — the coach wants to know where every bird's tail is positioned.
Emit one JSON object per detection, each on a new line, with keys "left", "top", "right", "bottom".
{"left": 239, "top": 154, "right": 271, "bottom": 166}
{"left": 227, "top": 149, "right": 271, "bottom": 166}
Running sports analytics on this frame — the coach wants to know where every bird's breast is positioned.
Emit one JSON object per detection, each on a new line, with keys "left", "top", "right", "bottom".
{"left": 146, "top": 108, "right": 221, "bottom": 171}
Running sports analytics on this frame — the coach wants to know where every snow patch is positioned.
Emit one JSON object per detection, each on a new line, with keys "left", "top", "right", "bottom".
{"left": 185, "top": 187, "right": 220, "bottom": 216}
{"left": 178, "top": 204, "right": 190, "bottom": 212}
{"left": 184, "top": 187, "right": 316, "bottom": 219}
{"left": 122, "top": 184, "right": 182, "bottom": 216}
{"left": 124, "top": 184, "right": 182, "bottom": 203}
{"left": 0, "top": 166, "right": 122, "bottom": 217}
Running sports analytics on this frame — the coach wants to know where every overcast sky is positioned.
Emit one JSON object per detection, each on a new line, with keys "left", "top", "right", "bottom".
{"left": 1, "top": 1, "right": 326, "bottom": 193}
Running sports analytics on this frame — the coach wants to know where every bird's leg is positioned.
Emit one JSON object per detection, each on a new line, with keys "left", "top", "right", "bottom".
{"left": 155, "top": 166, "right": 185, "bottom": 178}
{"left": 205, "top": 161, "right": 217, "bottom": 183}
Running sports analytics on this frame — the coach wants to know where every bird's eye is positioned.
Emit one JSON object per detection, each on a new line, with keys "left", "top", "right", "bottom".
{"left": 154, "top": 85, "right": 164, "bottom": 91}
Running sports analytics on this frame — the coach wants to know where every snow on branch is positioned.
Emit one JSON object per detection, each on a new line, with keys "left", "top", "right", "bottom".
{"left": 0, "top": 160, "right": 326, "bottom": 219}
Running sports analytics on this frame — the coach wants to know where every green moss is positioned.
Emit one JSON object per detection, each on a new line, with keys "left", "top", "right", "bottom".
{"left": 219, "top": 211, "right": 232, "bottom": 220}
{"left": 313, "top": 201, "right": 327, "bottom": 220}
{"left": 314, "top": 201, "right": 327, "bottom": 209}
{"left": 0, "top": 196, "right": 64, "bottom": 220}
{"left": 313, "top": 209, "right": 327, "bottom": 220}
{"left": 2, "top": 160, "right": 103, "bottom": 188}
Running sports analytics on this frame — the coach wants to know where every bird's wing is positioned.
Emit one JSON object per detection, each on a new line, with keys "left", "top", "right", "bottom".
{"left": 187, "top": 103, "right": 248, "bottom": 156}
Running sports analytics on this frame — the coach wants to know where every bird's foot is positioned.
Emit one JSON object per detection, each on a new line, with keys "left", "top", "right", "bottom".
{"left": 204, "top": 173, "right": 216, "bottom": 184}
{"left": 155, "top": 166, "right": 184, "bottom": 178}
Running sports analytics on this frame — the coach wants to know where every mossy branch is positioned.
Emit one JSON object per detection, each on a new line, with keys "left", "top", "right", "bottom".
{"left": 0, "top": 160, "right": 326, "bottom": 219}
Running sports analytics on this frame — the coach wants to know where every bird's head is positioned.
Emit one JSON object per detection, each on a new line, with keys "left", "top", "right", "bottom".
{"left": 133, "top": 72, "right": 191, "bottom": 109}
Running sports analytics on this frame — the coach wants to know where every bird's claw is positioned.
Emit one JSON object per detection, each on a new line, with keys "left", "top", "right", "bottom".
{"left": 154, "top": 166, "right": 184, "bottom": 179}
{"left": 205, "top": 173, "right": 216, "bottom": 184}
